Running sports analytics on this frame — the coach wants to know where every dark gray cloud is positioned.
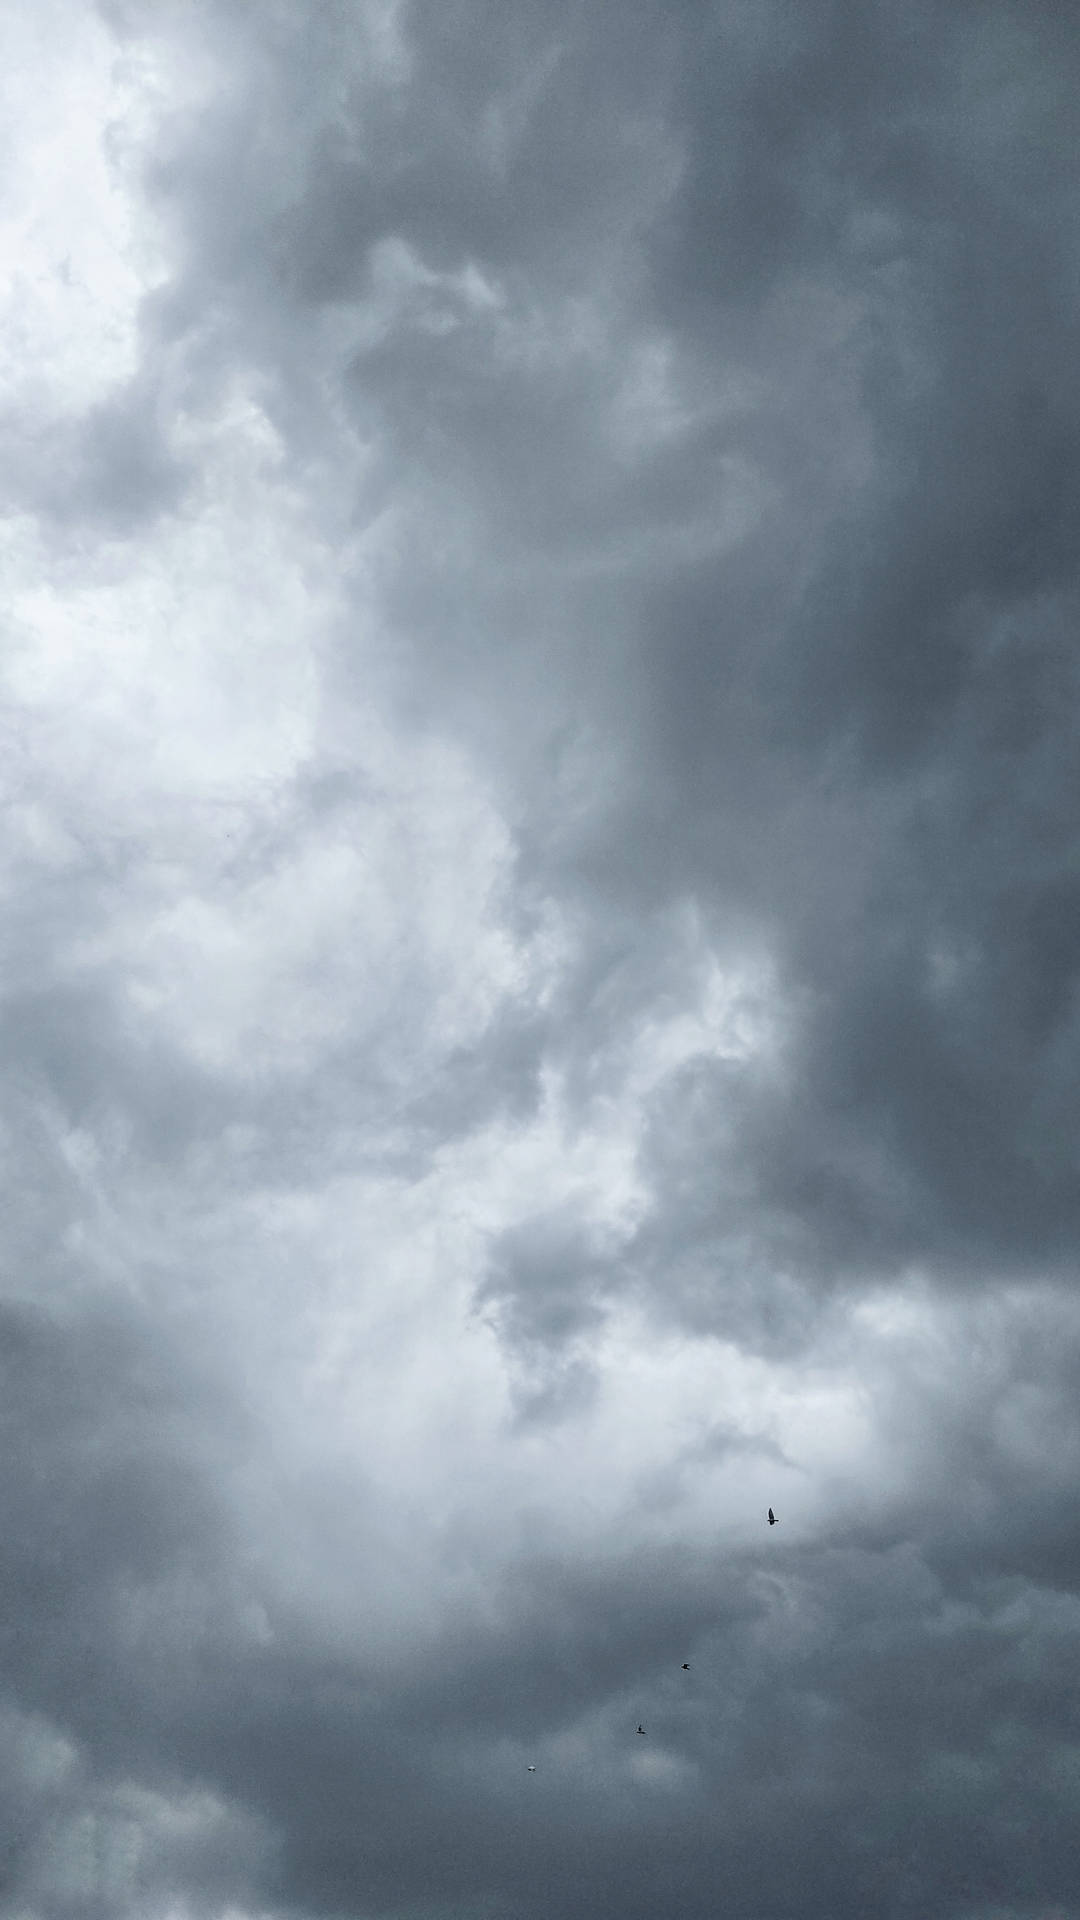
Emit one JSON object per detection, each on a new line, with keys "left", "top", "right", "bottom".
{"left": 3, "top": 0, "right": 1080, "bottom": 1914}
{"left": 0, "top": 372, "right": 192, "bottom": 535}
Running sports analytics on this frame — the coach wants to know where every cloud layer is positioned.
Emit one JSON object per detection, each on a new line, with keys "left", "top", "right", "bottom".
{"left": 2, "top": 2, "right": 1080, "bottom": 1915}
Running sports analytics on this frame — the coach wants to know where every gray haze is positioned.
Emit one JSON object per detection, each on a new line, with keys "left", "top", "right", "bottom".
{"left": 2, "top": 2, "right": 1080, "bottom": 1915}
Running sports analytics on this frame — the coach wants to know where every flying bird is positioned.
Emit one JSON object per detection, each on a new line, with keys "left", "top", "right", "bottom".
{"left": 768, "top": 1508, "right": 777, "bottom": 1525}
{"left": 637, "top": 1725, "right": 646, "bottom": 1735}
{"left": 527, "top": 1765, "right": 536, "bottom": 1772}
{"left": 682, "top": 1663, "right": 690, "bottom": 1670}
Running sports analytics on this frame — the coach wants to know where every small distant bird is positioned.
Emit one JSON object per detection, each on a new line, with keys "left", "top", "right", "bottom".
{"left": 682, "top": 1663, "right": 690, "bottom": 1670}
{"left": 768, "top": 1508, "right": 777, "bottom": 1525}
{"left": 527, "top": 1765, "right": 536, "bottom": 1772}
{"left": 637, "top": 1724, "right": 646, "bottom": 1735}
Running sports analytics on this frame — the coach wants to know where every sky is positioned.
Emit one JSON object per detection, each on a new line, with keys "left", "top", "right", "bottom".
{"left": 2, "top": 2, "right": 1080, "bottom": 1916}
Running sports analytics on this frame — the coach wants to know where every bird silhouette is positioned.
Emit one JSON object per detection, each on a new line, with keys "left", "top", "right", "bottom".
{"left": 768, "top": 1508, "right": 777, "bottom": 1525}
{"left": 637, "top": 1724, "right": 646, "bottom": 1735}
{"left": 681, "top": 1663, "right": 690, "bottom": 1670}
{"left": 527, "top": 1765, "right": 536, "bottom": 1772}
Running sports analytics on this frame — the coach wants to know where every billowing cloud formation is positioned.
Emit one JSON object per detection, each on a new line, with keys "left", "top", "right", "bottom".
{"left": 3, "top": 1, "right": 1080, "bottom": 1915}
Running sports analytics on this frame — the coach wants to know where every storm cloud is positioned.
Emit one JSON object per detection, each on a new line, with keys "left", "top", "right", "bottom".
{"left": 2, "top": 1, "right": 1080, "bottom": 1915}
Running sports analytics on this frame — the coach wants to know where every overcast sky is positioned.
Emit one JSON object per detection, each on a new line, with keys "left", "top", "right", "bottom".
{"left": 3, "top": 2, "right": 1080, "bottom": 1916}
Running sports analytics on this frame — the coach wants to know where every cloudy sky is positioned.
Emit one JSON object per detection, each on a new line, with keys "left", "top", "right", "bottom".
{"left": 3, "top": 2, "right": 1080, "bottom": 1915}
